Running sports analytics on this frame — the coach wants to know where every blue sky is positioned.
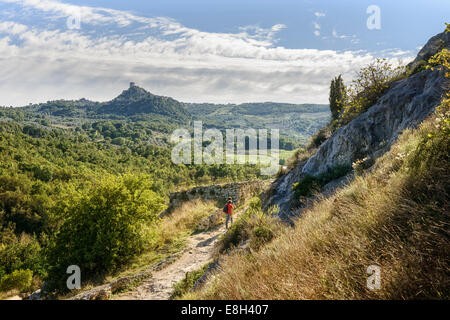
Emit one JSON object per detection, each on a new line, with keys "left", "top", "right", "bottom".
{"left": 67, "top": 0, "right": 449, "bottom": 52}
{"left": 0, "top": 0, "right": 448, "bottom": 106}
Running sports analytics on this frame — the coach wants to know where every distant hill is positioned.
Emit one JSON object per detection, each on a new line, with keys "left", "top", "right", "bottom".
{"left": 97, "top": 84, "right": 190, "bottom": 121}
{"left": 15, "top": 84, "right": 330, "bottom": 149}
{"left": 25, "top": 84, "right": 190, "bottom": 122}
{"left": 185, "top": 102, "right": 330, "bottom": 146}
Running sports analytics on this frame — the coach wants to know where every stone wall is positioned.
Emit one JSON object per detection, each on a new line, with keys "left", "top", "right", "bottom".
{"left": 162, "top": 180, "right": 271, "bottom": 216}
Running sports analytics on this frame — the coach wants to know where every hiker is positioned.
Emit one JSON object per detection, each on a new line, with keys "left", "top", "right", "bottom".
{"left": 224, "top": 197, "right": 235, "bottom": 229}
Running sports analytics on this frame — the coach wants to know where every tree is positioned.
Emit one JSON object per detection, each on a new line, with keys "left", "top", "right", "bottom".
{"left": 329, "top": 75, "right": 346, "bottom": 120}
{"left": 45, "top": 174, "right": 165, "bottom": 291}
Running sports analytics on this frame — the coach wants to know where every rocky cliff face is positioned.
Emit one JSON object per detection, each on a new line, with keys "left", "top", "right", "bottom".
{"left": 265, "top": 32, "right": 449, "bottom": 219}
{"left": 407, "top": 31, "right": 450, "bottom": 72}
{"left": 302, "top": 68, "right": 447, "bottom": 175}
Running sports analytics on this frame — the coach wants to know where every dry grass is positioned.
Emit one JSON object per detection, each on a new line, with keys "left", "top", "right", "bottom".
{"left": 98, "top": 199, "right": 218, "bottom": 284}
{"left": 157, "top": 199, "right": 218, "bottom": 246}
{"left": 183, "top": 116, "right": 449, "bottom": 300}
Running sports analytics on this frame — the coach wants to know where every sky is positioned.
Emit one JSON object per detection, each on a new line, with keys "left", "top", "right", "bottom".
{"left": 0, "top": 0, "right": 448, "bottom": 106}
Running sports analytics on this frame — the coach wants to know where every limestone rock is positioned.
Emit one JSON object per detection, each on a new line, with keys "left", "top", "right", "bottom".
{"left": 264, "top": 66, "right": 448, "bottom": 219}
{"left": 407, "top": 31, "right": 450, "bottom": 72}
{"left": 302, "top": 68, "right": 447, "bottom": 176}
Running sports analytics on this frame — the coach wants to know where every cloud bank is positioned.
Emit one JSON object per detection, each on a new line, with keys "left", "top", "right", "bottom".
{"left": 0, "top": 0, "right": 414, "bottom": 106}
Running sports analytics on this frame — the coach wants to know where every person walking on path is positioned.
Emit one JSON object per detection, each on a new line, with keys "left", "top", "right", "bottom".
{"left": 224, "top": 197, "right": 235, "bottom": 229}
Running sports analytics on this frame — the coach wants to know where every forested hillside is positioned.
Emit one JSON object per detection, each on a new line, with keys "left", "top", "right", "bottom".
{"left": 0, "top": 79, "right": 329, "bottom": 297}
{"left": 0, "top": 108, "right": 262, "bottom": 297}
{"left": 186, "top": 102, "right": 330, "bottom": 147}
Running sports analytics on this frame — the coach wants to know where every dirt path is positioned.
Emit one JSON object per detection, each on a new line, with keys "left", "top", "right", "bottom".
{"left": 113, "top": 217, "right": 233, "bottom": 300}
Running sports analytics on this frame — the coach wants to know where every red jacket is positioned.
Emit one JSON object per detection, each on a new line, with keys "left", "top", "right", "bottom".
{"left": 226, "top": 203, "right": 234, "bottom": 215}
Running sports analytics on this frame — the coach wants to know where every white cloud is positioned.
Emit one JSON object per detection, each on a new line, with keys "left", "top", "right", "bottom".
{"left": 314, "top": 12, "right": 326, "bottom": 18}
{"left": 332, "top": 28, "right": 359, "bottom": 43}
{"left": 0, "top": 0, "right": 409, "bottom": 107}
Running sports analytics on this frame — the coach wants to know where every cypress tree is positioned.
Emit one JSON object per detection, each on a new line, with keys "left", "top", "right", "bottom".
{"left": 329, "top": 75, "right": 346, "bottom": 120}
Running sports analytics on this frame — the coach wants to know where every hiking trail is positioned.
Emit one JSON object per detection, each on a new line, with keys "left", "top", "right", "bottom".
{"left": 113, "top": 210, "right": 240, "bottom": 300}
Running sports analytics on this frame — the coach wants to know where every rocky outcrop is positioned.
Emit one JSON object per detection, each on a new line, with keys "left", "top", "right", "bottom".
{"left": 302, "top": 68, "right": 447, "bottom": 175}
{"left": 407, "top": 31, "right": 450, "bottom": 72}
{"left": 162, "top": 180, "right": 271, "bottom": 216}
{"left": 265, "top": 57, "right": 448, "bottom": 219}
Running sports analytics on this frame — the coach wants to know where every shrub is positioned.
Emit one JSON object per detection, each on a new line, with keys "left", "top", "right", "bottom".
{"left": 32, "top": 166, "right": 53, "bottom": 182}
{"left": 339, "top": 58, "right": 406, "bottom": 125}
{"left": 45, "top": 174, "right": 165, "bottom": 292}
{"left": 352, "top": 157, "right": 375, "bottom": 176}
{"left": 0, "top": 269, "right": 33, "bottom": 292}
{"left": 170, "top": 263, "right": 209, "bottom": 299}
{"left": 217, "top": 199, "right": 281, "bottom": 254}
{"left": 292, "top": 165, "right": 351, "bottom": 199}
{"left": 309, "top": 128, "right": 329, "bottom": 150}
{"left": 292, "top": 175, "right": 321, "bottom": 198}
{"left": 251, "top": 225, "right": 274, "bottom": 250}
{"left": 407, "top": 60, "right": 428, "bottom": 76}
{"left": 0, "top": 233, "right": 46, "bottom": 281}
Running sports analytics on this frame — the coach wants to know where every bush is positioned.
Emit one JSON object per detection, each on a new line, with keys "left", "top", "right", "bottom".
{"left": 0, "top": 269, "right": 33, "bottom": 292}
{"left": 170, "top": 263, "right": 209, "bottom": 299}
{"left": 292, "top": 175, "right": 321, "bottom": 198}
{"left": 0, "top": 234, "right": 46, "bottom": 281}
{"left": 407, "top": 60, "right": 428, "bottom": 76}
{"left": 292, "top": 165, "right": 351, "bottom": 199}
{"left": 252, "top": 225, "right": 274, "bottom": 250}
{"left": 352, "top": 157, "right": 375, "bottom": 176}
{"left": 217, "top": 200, "right": 280, "bottom": 253}
{"left": 45, "top": 174, "right": 165, "bottom": 292}
{"left": 339, "top": 58, "right": 406, "bottom": 125}
{"left": 309, "top": 128, "right": 329, "bottom": 150}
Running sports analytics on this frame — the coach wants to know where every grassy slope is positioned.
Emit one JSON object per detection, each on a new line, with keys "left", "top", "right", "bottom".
{"left": 183, "top": 113, "right": 449, "bottom": 300}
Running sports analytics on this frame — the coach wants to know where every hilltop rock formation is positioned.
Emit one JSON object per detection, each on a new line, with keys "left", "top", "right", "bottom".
{"left": 97, "top": 84, "right": 190, "bottom": 120}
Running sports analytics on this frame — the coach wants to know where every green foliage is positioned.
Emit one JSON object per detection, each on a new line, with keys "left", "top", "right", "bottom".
{"left": 0, "top": 233, "right": 46, "bottom": 280}
{"left": 352, "top": 157, "right": 375, "bottom": 176}
{"left": 339, "top": 58, "right": 406, "bottom": 126}
{"left": 292, "top": 175, "right": 321, "bottom": 198}
{"left": 293, "top": 164, "right": 351, "bottom": 199}
{"left": 217, "top": 200, "right": 280, "bottom": 253}
{"left": 247, "top": 196, "right": 262, "bottom": 212}
{"left": 413, "top": 27, "right": 450, "bottom": 175}
{"left": 329, "top": 75, "right": 346, "bottom": 120}
{"left": 308, "top": 126, "right": 331, "bottom": 150}
{"left": 97, "top": 85, "right": 190, "bottom": 121}
{"left": 186, "top": 102, "right": 330, "bottom": 147}
{"left": 170, "top": 263, "right": 209, "bottom": 299}
{"left": 407, "top": 60, "right": 428, "bottom": 76}
{"left": 0, "top": 82, "right": 326, "bottom": 295}
{"left": 45, "top": 174, "right": 165, "bottom": 292}
{"left": 0, "top": 269, "right": 33, "bottom": 292}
